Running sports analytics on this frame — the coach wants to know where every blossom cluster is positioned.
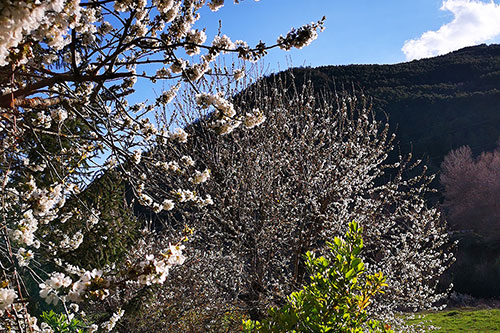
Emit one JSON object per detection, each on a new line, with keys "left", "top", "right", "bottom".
{"left": 101, "top": 309, "right": 124, "bottom": 332}
{"left": 243, "top": 109, "right": 267, "bottom": 129}
{"left": 7, "top": 176, "right": 79, "bottom": 255}
{"left": 277, "top": 17, "right": 326, "bottom": 51}
{"left": 136, "top": 244, "right": 186, "bottom": 286}
{"left": 195, "top": 92, "right": 266, "bottom": 134}
{"left": 0, "top": 0, "right": 79, "bottom": 66}
{"left": 0, "top": 288, "right": 17, "bottom": 312}
{"left": 39, "top": 272, "right": 73, "bottom": 305}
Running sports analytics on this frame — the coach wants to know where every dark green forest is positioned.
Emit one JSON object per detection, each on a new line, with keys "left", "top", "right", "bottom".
{"left": 293, "top": 43, "right": 500, "bottom": 173}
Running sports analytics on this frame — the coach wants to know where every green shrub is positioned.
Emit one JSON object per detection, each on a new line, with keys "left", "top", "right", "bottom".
{"left": 40, "top": 310, "right": 85, "bottom": 333}
{"left": 243, "top": 221, "right": 392, "bottom": 332}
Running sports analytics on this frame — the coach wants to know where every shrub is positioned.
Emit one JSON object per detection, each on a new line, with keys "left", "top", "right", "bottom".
{"left": 243, "top": 221, "right": 392, "bottom": 333}
{"left": 39, "top": 310, "right": 85, "bottom": 333}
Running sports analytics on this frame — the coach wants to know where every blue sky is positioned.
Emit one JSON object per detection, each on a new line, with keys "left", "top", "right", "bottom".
{"left": 196, "top": 0, "right": 500, "bottom": 69}
{"left": 130, "top": 0, "right": 500, "bottom": 106}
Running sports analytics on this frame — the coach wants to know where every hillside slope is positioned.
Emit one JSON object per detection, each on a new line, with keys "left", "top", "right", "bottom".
{"left": 293, "top": 44, "right": 500, "bottom": 172}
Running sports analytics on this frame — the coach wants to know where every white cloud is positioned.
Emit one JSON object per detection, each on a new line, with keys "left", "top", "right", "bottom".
{"left": 402, "top": 0, "right": 500, "bottom": 60}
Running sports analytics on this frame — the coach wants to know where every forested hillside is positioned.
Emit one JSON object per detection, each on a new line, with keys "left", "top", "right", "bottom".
{"left": 293, "top": 44, "right": 500, "bottom": 172}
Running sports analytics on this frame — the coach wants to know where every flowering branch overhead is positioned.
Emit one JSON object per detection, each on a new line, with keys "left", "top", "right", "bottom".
{"left": 0, "top": 1, "right": 325, "bottom": 108}
{"left": 0, "top": 0, "right": 325, "bottom": 331}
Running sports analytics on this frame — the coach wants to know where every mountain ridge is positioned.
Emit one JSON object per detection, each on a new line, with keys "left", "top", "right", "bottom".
{"left": 291, "top": 43, "right": 500, "bottom": 172}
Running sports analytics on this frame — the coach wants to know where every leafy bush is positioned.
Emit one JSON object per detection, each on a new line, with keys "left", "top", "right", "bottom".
{"left": 243, "top": 221, "right": 392, "bottom": 333}
{"left": 40, "top": 310, "right": 84, "bottom": 333}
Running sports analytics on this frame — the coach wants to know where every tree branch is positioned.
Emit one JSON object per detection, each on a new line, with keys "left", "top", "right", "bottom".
{"left": 0, "top": 72, "right": 134, "bottom": 108}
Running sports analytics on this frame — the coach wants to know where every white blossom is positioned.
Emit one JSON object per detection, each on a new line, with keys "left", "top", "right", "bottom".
{"left": 213, "top": 93, "right": 236, "bottom": 117}
{"left": 195, "top": 93, "right": 215, "bottom": 108}
{"left": 0, "top": 288, "right": 17, "bottom": 311}
{"left": 208, "top": 0, "right": 225, "bottom": 12}
{"left": 161, "top": 199, "right": 175, "bottom": 211}
{"left": 243, "top": 109, "right": 266, "bottom": 129}
{"left": 167, "top": 243, "right": 186, "bottom": 265}
{"left": 233, "top": 68, "right": 245, "bottom": 80}
{"left": 157, "top": 84, "right": 180, "bottom": 105}
{"left": 190, "top": 168, "right": 211, "bottom": 184}
{"left": 278, "top": 17, "right": 325, "bottom": 51}
{"left": 169, "top": 128, "right": 189, "bottom": 143}
{"left": 180, "top": 155, "right": 195, "bottom": 167}
{"left": 212, "top": 34, "right": 235, "bottom": 52}
{"left": 15, "top": 247, "right": 34, "bottom": 267}
{"left": 132, "top": 150, "right": 142, "bottom": 164}
{"left": 102, "top": 309, "right": 124, "bottom": 332}
{"left": 215, "top": 118, "right": 241, "bottom": 135}
{"left": 185, "top": 29, "right": 207, "bottom": 55}
{"left": 50, "top": 108, "right": 68, "bottom": 123}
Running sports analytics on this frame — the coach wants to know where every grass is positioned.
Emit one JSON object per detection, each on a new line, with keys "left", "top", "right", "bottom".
{"left": 406, "top": 308, "right": 500, "bottom": 332}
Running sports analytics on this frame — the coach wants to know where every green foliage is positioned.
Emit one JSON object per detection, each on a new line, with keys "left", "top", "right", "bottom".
{"left": 52, "top": 170, "right": 141, "bottom": 269}
{"left": 243, "top": 221, "right": 392, "bottom": 333}
{"left": 40, "top": 310, "right": 84, "bottom": 333}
